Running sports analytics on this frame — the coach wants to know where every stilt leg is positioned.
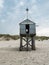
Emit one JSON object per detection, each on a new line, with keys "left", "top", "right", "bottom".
{"left": 19, "top": 36, "right": 22, "bottom": 51}
{"left": 31, "top": 37, "right": 36, "bottom": 50}
{"left": 26, "top": 37, "right": 28, "bottom": 51}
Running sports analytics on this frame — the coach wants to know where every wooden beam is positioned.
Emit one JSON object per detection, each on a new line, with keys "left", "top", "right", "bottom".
{"left": 26, "top": 37, "right": 28, "bottom": 51}
{"left": 28, "top": 39, "right": 32, "bottom": 42}
{"left": 19, "top": 36, "right": 22, "bottom": 51}
{"left": 31, "top": 37, "right": 36, "bottom": 50}
{"left": 22, "top": 37, "right": 27, "bottom": 42}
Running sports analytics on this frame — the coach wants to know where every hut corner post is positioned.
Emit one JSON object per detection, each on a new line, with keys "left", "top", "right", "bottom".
{"left": 31, "top": 36, "right": 36, "bottom": 50}
{"left": 26, "top": 35, "right": 29, "bottom": 51}
{"left": 19, "top": 36, "right": 22, "bottom": 51}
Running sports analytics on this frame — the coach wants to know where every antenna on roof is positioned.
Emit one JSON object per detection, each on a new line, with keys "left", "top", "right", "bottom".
{"left": 26, "top": 8, "right": 29, "bottom": 19}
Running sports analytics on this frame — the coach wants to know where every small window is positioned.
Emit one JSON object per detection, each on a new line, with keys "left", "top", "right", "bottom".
{"left": 26, "top": 24, "right": 29, "bottom": 34}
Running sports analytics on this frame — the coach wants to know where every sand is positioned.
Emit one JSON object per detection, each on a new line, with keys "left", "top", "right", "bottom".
{"left": 0, "top": 39, "right": 49, "bottom": 65}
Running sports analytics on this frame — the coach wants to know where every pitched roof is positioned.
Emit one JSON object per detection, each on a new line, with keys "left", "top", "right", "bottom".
{"left": 19, "top": 19, "right": 35, "bottom": 24}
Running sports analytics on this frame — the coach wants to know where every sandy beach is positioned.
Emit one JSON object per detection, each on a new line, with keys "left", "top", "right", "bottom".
{"left": 0, "top": 39, "right": 49, "bottom": 65}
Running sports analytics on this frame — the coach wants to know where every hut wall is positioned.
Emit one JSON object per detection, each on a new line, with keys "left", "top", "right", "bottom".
{"left": 29, "top": 24, "right": 36, "bottom": 34}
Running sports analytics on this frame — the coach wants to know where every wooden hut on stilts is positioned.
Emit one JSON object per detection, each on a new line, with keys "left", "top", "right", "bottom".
{"left": 19, "top": 8, "right": 36, "bottom": 51}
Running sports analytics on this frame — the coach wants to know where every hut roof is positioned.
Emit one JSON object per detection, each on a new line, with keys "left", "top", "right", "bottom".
{"left": 19, "top": 19, "right": 35, "bottom": 24}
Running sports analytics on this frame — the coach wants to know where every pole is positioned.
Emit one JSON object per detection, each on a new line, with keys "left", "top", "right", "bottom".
{"left": 26, "top": 8, "right": 29, "bottom": 19}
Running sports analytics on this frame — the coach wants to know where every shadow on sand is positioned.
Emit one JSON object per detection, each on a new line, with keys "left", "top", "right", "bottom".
{"left": 0, "top": 47, "right": 36, "bottom": 52}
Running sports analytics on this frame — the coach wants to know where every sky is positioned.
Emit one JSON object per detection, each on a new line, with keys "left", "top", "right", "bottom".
{"left": 0, "top": 0, "right": 49, "bottom": 36}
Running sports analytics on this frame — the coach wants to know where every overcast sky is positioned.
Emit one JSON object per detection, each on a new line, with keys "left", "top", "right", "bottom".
{"left": 0, "top": 0, "right": 49, "bottom": 36}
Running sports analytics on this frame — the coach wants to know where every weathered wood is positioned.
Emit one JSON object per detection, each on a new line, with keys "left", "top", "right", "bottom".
{"left": 28, "top": 39, "right": 32, "bottom": 42}
{"left": 22, "top": 43, "right": 27, "bottom": 47}
{"left": 19, "top": 36, "right": 36, "bottom": 51}
{"left": 31, "top": 37, "right": 36, "bottom": 50}
{"left": 20, "top": 34, "right": 36, "bottom": 37}
{"left": 19, "top": 13, "right": 36, "bottom": 51}
{"left": 26, "top": 37, "right": 28, "bottom": 51}
{"left": 22, "top": 37, "right": 27, "bottom": 42}
{"left": 19, "top": 36, "right": 22, "bottom": 51}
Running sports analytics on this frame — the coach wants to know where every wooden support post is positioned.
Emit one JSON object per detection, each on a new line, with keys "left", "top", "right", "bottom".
{"left": 31, "top": 37, "right": 36, "bottom": 50}
{"left": 19, "top": 36, "right": 22, "bottom": 51}
{"left": 26, "top": 37, "right": 28, "bottom": 51}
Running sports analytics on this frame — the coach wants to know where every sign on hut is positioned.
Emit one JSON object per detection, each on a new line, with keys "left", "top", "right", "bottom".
{"left": 19, "top": 8, "right": 36, "bottom": 51}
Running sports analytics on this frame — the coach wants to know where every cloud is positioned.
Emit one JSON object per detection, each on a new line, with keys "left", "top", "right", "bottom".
{"left": 36, "top": 16, "right": 49, "bottom": 36}
{"left": 32, "top": 0, "right": 37, "bottom": 4}
{"left": 1, "top": 19, "right": 5, "bottom": 23}
{"left": 36, "top": 28, "right": 49, "bottom": 36}
{"left": 20, "top": 1, "right": 24, "bottom": 6}
{"left": 0, "top": 0, "right": 4, "bottom": 8}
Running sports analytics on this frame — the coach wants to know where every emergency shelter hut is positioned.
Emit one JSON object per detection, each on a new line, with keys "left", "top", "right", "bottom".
{"left": 19, "top": 8, "right": 36, "bottom": 51}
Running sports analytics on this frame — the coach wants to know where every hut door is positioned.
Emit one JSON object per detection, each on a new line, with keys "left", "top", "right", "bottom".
{"left": 26, "top": 24, "right": 29, "bottom": 34}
